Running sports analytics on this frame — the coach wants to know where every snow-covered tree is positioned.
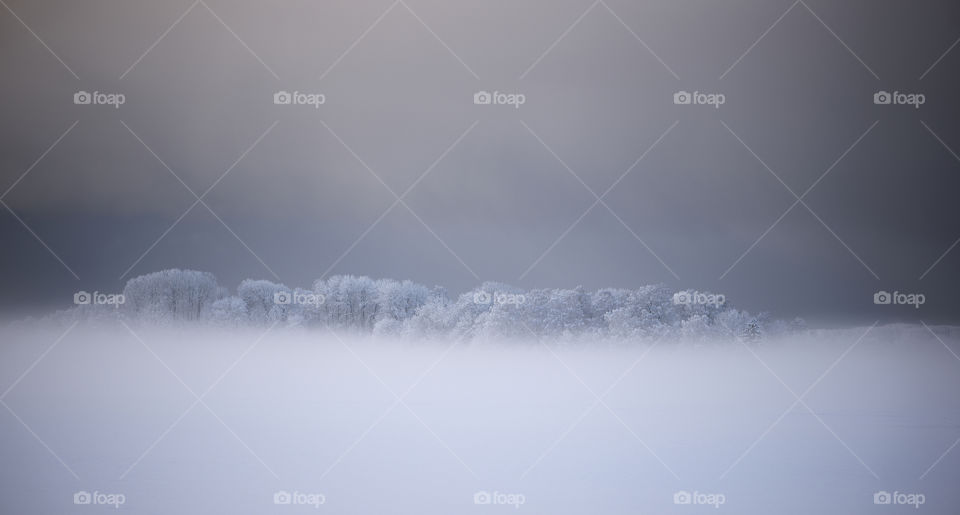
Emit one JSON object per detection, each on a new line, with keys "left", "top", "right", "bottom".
{"left": 123, "top": 269, "right": 224, "bottom": 321}
{"left": 210, "top": 296, "right": 248, "bottom": 325}
{"left": 375, "top": 279, "right": 430, "bottom": 323}
{"left": 237, "top": 279, "right": 289, "bottom": 323}
{"left": 315, "top": 275, "right": 380, "bottom": 329}
{"left": 75, "top": 269, "right": 785, "bottom": 342}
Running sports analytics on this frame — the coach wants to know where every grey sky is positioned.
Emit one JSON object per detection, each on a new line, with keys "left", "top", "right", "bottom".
{"left": 1, "top": 0, "right": 959, "bottom": 324}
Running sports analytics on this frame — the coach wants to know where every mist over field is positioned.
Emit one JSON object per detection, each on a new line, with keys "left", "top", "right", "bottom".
{"left": 1, "top": 322, "right": 958, "bottom": 514}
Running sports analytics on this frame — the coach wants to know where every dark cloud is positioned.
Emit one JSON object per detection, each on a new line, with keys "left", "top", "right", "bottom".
{"left": 1, "top": 0, "right": 959, "bottom": 324}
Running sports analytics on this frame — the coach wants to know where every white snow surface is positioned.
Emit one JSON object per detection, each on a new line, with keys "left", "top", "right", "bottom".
{"left": 0, "top": 322, "right": 958, "bottom": 514}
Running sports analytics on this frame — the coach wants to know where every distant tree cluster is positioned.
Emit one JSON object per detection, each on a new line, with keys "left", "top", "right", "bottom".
{"left": 54, "top": 269, "right": 803, "bottom": 342}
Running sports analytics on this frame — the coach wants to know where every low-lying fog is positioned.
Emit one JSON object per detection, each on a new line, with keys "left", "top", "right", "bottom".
{"left": 1, "top": 323, "right": 958, "bottom": 514}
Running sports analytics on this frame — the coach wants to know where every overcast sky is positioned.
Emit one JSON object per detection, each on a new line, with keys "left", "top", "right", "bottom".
{"left": 1, "top": 0, "right": 959, "bottom": 324}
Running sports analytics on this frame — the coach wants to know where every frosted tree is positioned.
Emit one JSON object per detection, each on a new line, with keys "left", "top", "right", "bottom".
{"left": 401, "top": 291, "right": 456, "bottom": 338}
{"left": 740, "top": 313, "right": 768, "bottom": 343}
{"left": 70, "top": 269, "right": 784, "bottom": 342}
{"left": 680, "top": 314, "right": 712, "bottom": 341}
{"left": 542, "top": 287, "right": 590, "bottom": 335}
{"left": 210, "top": 296, "right": 248, "bottom": 325}
{"left": 375, "top": 279, "right": 430, "bottom": 323}
{"left": 122, "top": 269, "right": 224, "bottom": 321}
{"left": 237, "top": 279, "right": 289, "bottom": 323}
{"left": 590, "top": 289, "right": 634, "bottom": 323}
{"left": 317, "top": 275, "right": 380, "bottom": 329}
